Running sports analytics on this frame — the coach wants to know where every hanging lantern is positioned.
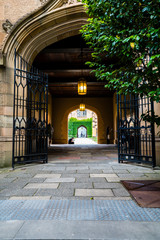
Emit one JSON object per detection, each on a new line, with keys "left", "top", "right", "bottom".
{"left": 78, "top": 78, "right": 87, "bottom": 95}
{"left": 79, "top": 103, "right": 85, "bottom": 111}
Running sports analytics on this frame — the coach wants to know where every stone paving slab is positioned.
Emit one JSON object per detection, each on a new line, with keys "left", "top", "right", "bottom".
{"left": 66, "top": 166, "right": 89, "bottom": 170}
{"left": 102, "top": 169, "right": 115, "bottom": 173}
{"left": 0, "top": 188, "right": 37, "bottom": 197}
{"left": 90, "top": 174, "right": 118, "bottom": 178}
{"left": 0, "top": 220, "right": 24, "bottom": 240}
{"left": 0, "top": 220, "right": 159, "bottom": 240}
{"left": 7, "top": 181, "right": 32, "bottom": 189}
{"left": 145, "top": 174, "right": 160, "bottom": 178}
{"left": 59, "top": 183, "right": 93, "bottom": 189}
{"left": 106, "top": 177, "right": 121, "bottom": 182}
{"left": 113, "top": 169, "right": 129, "bottom": 174}
{"left": 76, "top": 177, "right": 107, "bottom": 183}
{"left": 0, "top": 177, "right": 17, "bottom": 183}
{"left": 112, "top": 165, "right": 134, "bottom": 170}
{"left": 93, "top": 183, "right": 122, "bottom": 189}
{"left": 29, "top": 178, "right": 46, "bottom": 183}
{"left": 24, "top": 183, "right": 59, "bottom": 189}
{"left": 45, "top": 178, "right": 75, "bottom": 183}
{"left": 75, "top": 189, "right": 114, "bottom": 197}
{"left": 9, "top": 196, "right": 51, "bottom": 200}
{"left": 129, "top": 168, "right": 155, "bottom": 173}
{"left": 35, "top": 188, "right": 74, "bottom": 197}
{"left": 118, "top": 176, "right": 149, "bottom": 180}
{"left": 34, "top": 174, "right": 61, "bottom": 178}
{"left": 77, "top": 169, "right": 103, "bottom": 173}
{"left": 94, "top": 196, "right": 132, "bottom": 200}
{"left": 117, "top": 174, "right": 147, "bottom": 180}
{"left": 15, "top": 221, "right": 160, "bottom": 239}
{"left": 112, "top": 188, "right": 131, "bottom": 197}
{"left": 50, "top": 170, "right": 77, "bottom": 174}
{"left": 61, "top": 173, "right": 90, "bottom": 178}
{"left": 117, "top": 173, "right": 146, "bottom": 178}
{"left": 32, "top": 170, "right": 52, "bottom": 174}
{"left": 6, "top": 173, "right": 35, "bottom": 178}
{"left": 89, "top": 166, "right": 113, "bottom": 170}
{"left": 42, "top": 166, "right": 66, "bottom": 171}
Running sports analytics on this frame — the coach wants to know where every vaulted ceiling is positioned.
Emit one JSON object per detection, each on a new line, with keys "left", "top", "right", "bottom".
{"left": 33, "top": 35, "right": 114, "bottom": 97}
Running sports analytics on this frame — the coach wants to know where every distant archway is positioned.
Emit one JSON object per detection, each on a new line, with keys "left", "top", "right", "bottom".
{"left": 68, "top": 108, "right": 98, "bottom": 143}
{"left": 77, "top": 126, "right": 87, "bottom": 138}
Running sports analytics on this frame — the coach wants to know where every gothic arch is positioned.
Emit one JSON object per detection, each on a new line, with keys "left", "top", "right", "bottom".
{"left": 2, "top": 0, "right": 87, "bottom": 64}
{"left": 61, "top": 104, "right": 105, "bottom": 144}
{"left": 77, "top": 125, "right": 87, "bottom": 138}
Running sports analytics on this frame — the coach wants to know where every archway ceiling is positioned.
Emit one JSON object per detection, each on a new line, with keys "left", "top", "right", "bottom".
{"left": 33, "top": 35, "right": 114, "bottom": 97}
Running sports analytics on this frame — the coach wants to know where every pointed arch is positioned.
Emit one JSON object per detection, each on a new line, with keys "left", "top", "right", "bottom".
{"left": 62, "top": 104, "right": 104, "bottom": 144}
{"left": 2, "top": 0, "right": 87, "bottom": 64}
{"left": 77, "top": 125, "right": 87, "bottom": 138}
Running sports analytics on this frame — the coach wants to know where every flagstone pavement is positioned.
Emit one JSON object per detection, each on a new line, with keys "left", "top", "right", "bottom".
{"left": 0, "top": 144, "right": 160, "bottom": 239}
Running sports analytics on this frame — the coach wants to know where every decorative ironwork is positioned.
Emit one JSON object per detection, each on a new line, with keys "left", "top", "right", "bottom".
{"left": 117, "top": 94, "right": 156, "bottom": 167}
{"left": 12, "top": 50, "right": 48, "bottom": 168}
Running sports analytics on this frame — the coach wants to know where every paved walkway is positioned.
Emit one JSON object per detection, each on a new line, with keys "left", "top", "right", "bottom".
{"left": 74, "top": 138, "right": 97, "bottom": 144}
{"left": 0, "top": 144, "right": 160, "bottom": 239}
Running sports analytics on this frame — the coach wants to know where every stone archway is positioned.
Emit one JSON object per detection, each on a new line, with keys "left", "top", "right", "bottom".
{"left": 77, "top": 126, "right": 87, "bottom": 138}
{"left": 2, "top": 0, "right": 87, "bottom": 63}
{"left": 61, "top": 103, "right": 106, "bottom": 144}
{"left": 0, "top": 0, "right": 87, "bottom": 166}
{"left": 0, "top": 0, "right": 114, "bottom": 166}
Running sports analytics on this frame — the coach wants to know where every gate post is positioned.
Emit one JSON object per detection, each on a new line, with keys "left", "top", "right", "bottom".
{"left": 151, "top": 101, "right": 156, "bottom": 168}
{"left": 46, "top": 74, "right": 48, "bottom": 163}
{"left": 12, "top": 49, "right": 16, "bottom": 168}
{"left": 117, "top": 94, "right": 120, "bottom": 163}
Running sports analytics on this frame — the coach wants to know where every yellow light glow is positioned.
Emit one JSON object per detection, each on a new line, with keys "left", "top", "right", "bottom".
{"left": 78, "top": 78, "right": 87, "bottom": 95}
{"left": 79, "top": 103, "right": 85, "bottom": 111}
{"left": 130, "top": 42, "right": 135, "bottom": 49}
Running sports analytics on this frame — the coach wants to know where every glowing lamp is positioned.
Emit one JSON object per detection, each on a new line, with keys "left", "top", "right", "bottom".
{"left": 130, "top": 42, "right": 135, "bottom": 49}
{"left": 79, "top": 103, "right": 85, "bottom": 111}
{"left": 78, "top": 78, "right": 87, "bottom": 95}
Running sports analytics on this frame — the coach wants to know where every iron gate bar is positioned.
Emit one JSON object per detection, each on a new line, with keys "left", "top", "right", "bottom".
{"left": 12, "top": 49, "right": 48, "bottom": 168}
{"left": 117, "top": 94, "right": 156, "bottom": 167}
{"left": 151, "top": 101, "right": 156, "bottom": 167}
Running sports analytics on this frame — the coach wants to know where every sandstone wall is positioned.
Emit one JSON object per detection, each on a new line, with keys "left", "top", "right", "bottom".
{"left": 52, "top": 97, "right": 114, "bottom": 144}
{"left": 0, "top": 0, "right": 43, "bottom": 48}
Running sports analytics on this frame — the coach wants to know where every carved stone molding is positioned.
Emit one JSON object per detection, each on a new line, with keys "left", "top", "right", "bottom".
{"left": 0, "top": 53, "right": 6, "bottom": 67}
{"left": 2, "top": 19, "right": 13, "bottom": 34}
{"left": 63, "top": 0, "right": 82, "bottom": 6}
{"left": 40, "top": 0, "right": 48, "bottom": 5}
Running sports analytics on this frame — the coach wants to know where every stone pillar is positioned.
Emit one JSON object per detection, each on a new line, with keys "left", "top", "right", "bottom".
{"left": 0, "top": 57, "right": 14, "bottom": 167}
{"left": 113, "top": 93, "right": 117, "bottom": 144}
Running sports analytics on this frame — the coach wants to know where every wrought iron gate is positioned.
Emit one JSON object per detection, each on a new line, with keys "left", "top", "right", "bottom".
{"left": 12, "top": 50, "right": 48, "bottom": 168}
{"left": 117, "top": 94, "right": 156, "bottom": 167}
